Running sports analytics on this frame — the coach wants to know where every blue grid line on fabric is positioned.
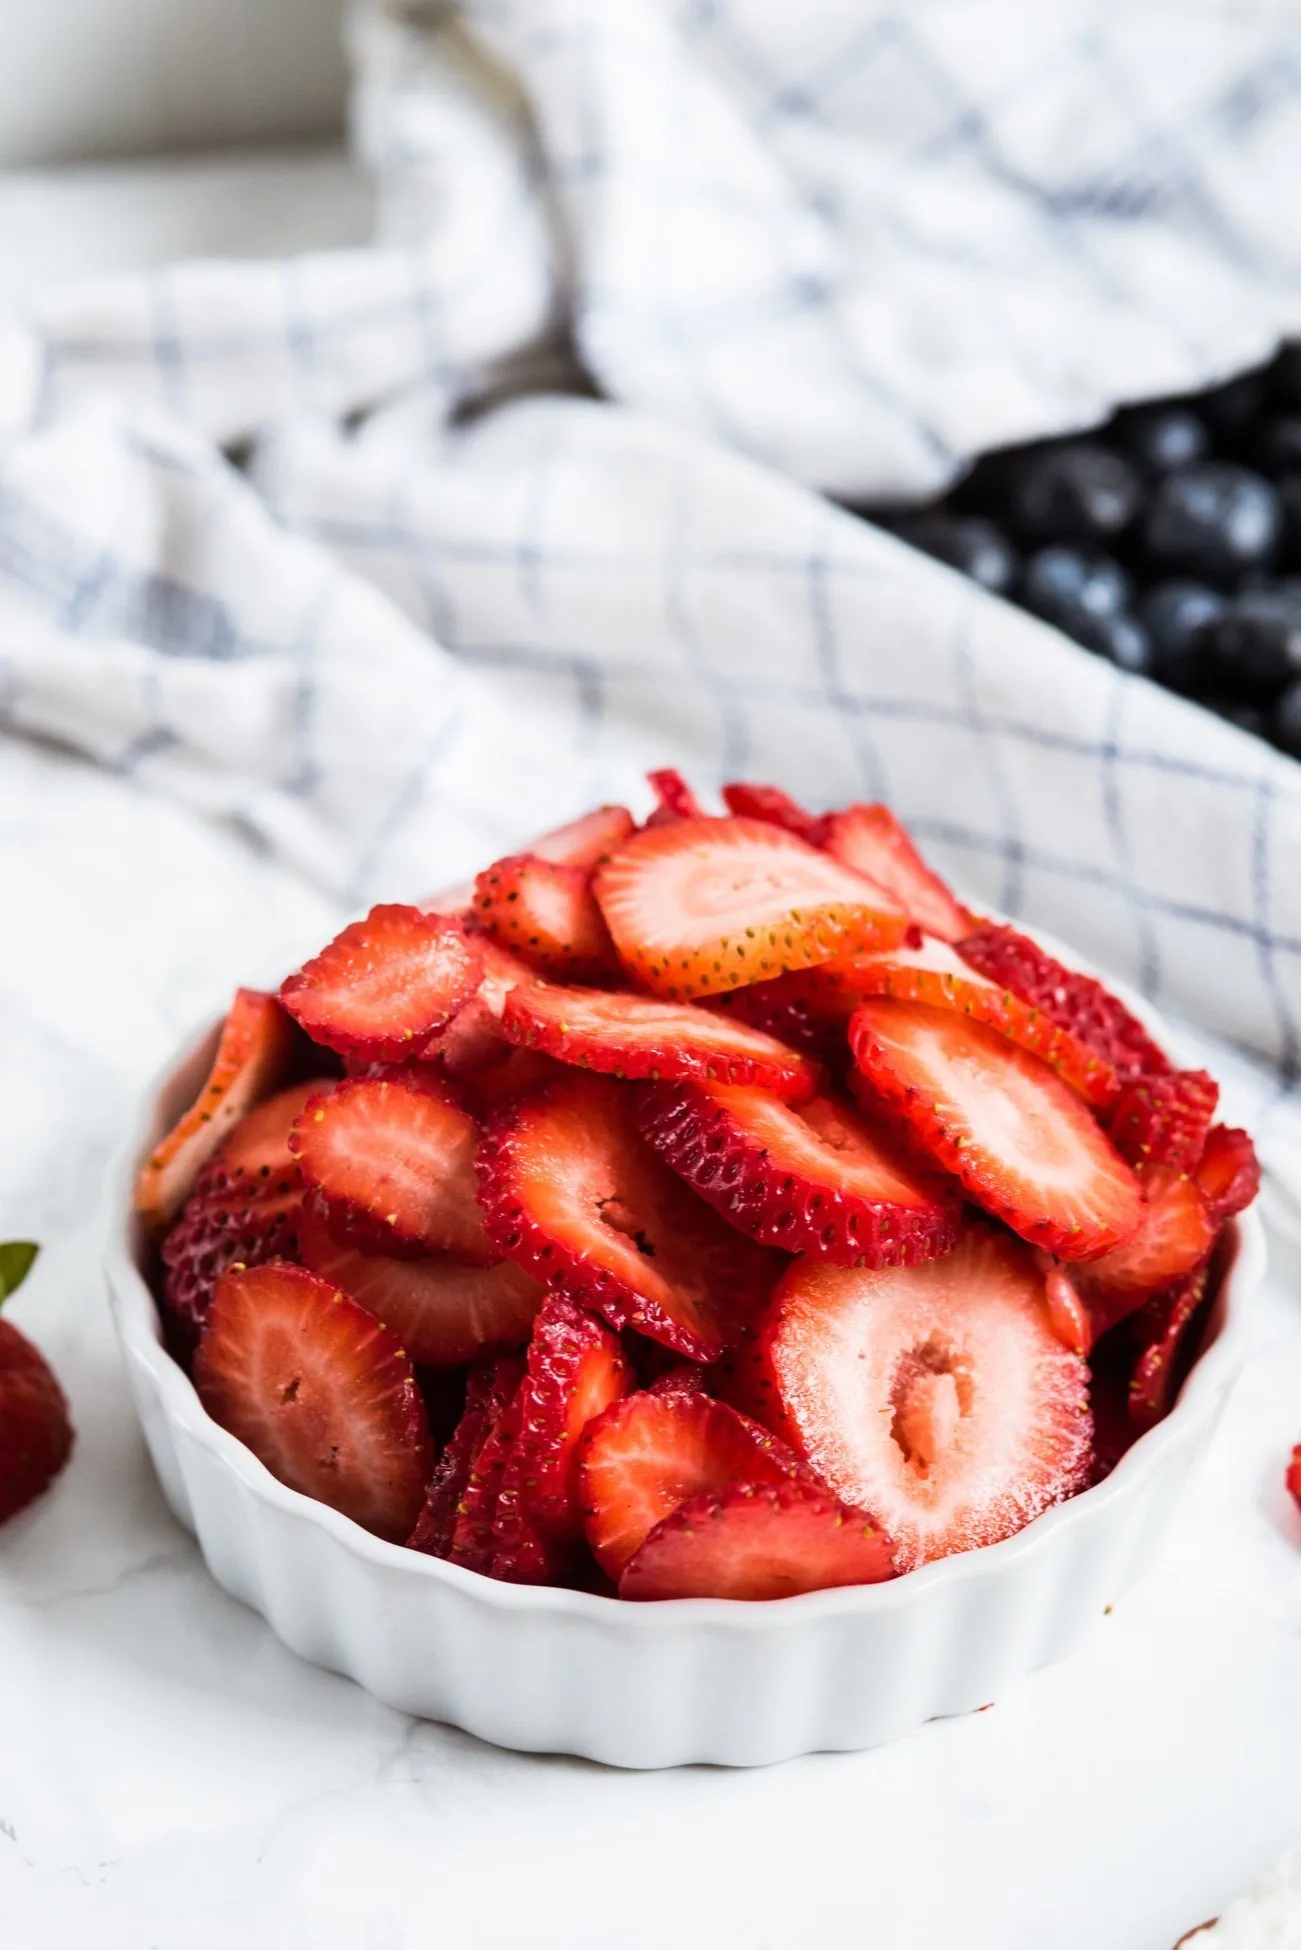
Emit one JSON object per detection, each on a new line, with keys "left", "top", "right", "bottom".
{"left": 113, "top": 724, "right": 178, "bottom": 777}
{"left": 912, "top": 813, "right": 1301, "bottom": 960}
{"left": 1098, "top": 678, "right": 1162, "bottom": 996}
{"left": 0, "top": 486, "right": 271, "bottom": 662}
{"left": 436, "top": 636, "right": 606, "bottom": 726}
{"left": 753, "top": 16, "right": 908, "bottom": 128}
{"left": 805, "top": 542, "right": 888, "bottom": 801}
{"left": 663, "top": 458, "right": 749, "bottom": 776}
{"left": 150, "top": 269, "right": 190, "bottom": 418}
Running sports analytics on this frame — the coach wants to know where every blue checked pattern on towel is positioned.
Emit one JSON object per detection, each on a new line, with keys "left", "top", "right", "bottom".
{"left": 1, "top": 0, "right": 1301, "bottom": 1177}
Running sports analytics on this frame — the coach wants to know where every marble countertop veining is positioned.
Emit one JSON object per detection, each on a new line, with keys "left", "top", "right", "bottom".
{"left": 3, "top": 736, "right": 1301, "bottom": 1950}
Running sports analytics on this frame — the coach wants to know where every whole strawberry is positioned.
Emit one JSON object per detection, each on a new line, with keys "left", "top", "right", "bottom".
{"left": 0, "top": 1244, "right": 74, "bottom": 1526}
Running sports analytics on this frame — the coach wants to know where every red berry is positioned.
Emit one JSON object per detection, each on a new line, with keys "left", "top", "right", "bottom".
{"left": 802, "top": 936, "right": 1121, "bottom": 1108}
{"left": 474, "top": 1072, "right": 781, "bottom": 1362}
{"left": 637, "top": 1080, "right": 960, "bottom": 1267}
{"left": 644, "top": 768, "right": 705, "bottom": 825}
{"left": 752, "top": 1228, "right": 1093, "bottom": 1570}
{"left": 850, "top": 998, "right": 1144, "bottom": 1261}
{"left": 194, "top": 1262, "right": 434, "bottom": 1542}
{"left": 820, "top": 803, "right": 972, "bottom": 942}
{"left": 1286, "top": 1444, "right": 1301, "bottom": 1512}
{"left": 472, "top": 854, "right": 621, "bottom": 983}
{"left": 578, "top": 1384, "right": 804, "bottom": 1577}
{"left": 721, "top": 781, "right": 828, "bottom": 847}
{"left": 500, "top": 975, "right": 819, "bottom": 1100}
{"left": 135, "top": 988, "right": 299, "bottom": 1229}
{"left": 1194, "top": 1125, "right": 1261, "bottom": 1223}
{"left": 594, "top": 815, "right": 910, "bottom": 999}
{"left": 956, "top": 923, "right": 1171, "bottom": 1082}
{"left": 408, "top": 1354, "right": 525, "bottom": 1557}
{"left": 1127, "top": 1267, "right": 1213, "bottom": 1432}
{"left": 1075, "top": 1165, "right": 1216, "bottom": 1300}
{"left": 290, "top": 1075, "right": 494, "bottom": 1263}
{"left": 296, "top": 1200, "right": 543, "bottom": 1368}
{"left": 1107, "top": 1070, "right": 1218, "bottom": 1171}
{"left": 0, "top": 1315, "right": 74, "bottom": 1527}
{"left": 281, "top": 906, "right": 482, "bottom": 1061}
{"left": 619, "top": 1478, "right": 896, "bottom": 1601}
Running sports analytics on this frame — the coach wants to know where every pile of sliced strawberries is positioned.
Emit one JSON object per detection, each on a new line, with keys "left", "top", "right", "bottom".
{"left": 136, "top": 773, "right": 1261, "bottom": 1600}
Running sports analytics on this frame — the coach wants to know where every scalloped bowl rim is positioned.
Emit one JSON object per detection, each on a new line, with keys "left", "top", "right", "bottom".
{"left": 105, "top": 972, "right": 1265, "bottom": 1632}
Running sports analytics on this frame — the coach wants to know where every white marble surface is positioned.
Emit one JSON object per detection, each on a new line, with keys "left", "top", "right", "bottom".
{"left": 2, "top": 733, "right": 1301, "bottom": 1950}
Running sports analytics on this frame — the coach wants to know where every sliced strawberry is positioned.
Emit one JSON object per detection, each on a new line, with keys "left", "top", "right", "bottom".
{"left": 408, "top": 1354, "right": 524, "bottom": 1556}
{"left": 296, "top": 1201, "right": 543, "bottom": 1368}
{"left": 956, "top": 923, "right": 1170, "bottom": 1082}
{"left": 645, "top": 768, "right": 704, "bottom": 825}
{"left": 850, "top": 999, "right": 1143, "bottom": 1261}
{"left": 1194, "top": 1125, "right": 1261, "bottom": 1223}
{"left": 499, "top": 976, "right": 818, "bottom": 1101}
{"left": 637, "top": 1081, "right": 961, "bottom": 1268}
{"left": 704, "top": 974, "right": 842, "bottom": 1062}
{"left": 1127, "top": 1267, "right": 1212, "bottom": 1432}
{"left": 160, "top": 1079, "right": 323, "bottom": 1330}
{"left": 491, "top": 1293, "right": 632, "bottom": 1568}
{"left": 462, "top": 1048, "right": 568, "bottom": 1112}
{"left": 802, "top": 937, "right": 1121, "bottom": 1109}
{"left": 135, "top": 989, "right": 299, "bottom": 1229}
{"left": 619, "top": 1478, "right": 896, "bottom": 1601}
{"left": 1287, "top": 1445, "right": 1301, "bottom": 1512}
{"left": 751, "top": 1228, "right": 1093, "bottom": 1571}
{"left": 0, "top": 1277, "right": 75, "bottom": 1526}
{"left": 475, "top": 1072, "right": 780, "bottom": 1362}
{"left": 193, "top": 1261, "right": 434, "bottom": 1542}
{"left": 721, "top": 781, "right": 827, "bottom": 847}
{"left": 530, "top": 803, "right": 636, "bottom": 871}
{"left": 1074, "top": 1166, "right": 1216, "bottom": 1298}
{"left": 594, "top": 815, "right": 910, "bottom": 1000}
{"left": 577, "top": 1384, "right": 802, "bottom": 1577}
{"left": 289, "top": 1075, "right": 493, "bottom": 1263}
{"left": 1039, "top": 1258, "right": 1093, "bottom": 1357}
{"left": 444, "top": 1370, "right": 563, "bottom": 1582}
{"left": 821, "top": 804, "right": 971, "bottom": 942}
{"left": 1108, "top": 1069, "right": 1218, "bottom": 1171}
{"left": 472, "top": 854, "right": 621, "bottom": 984}
{"left": 281, "top": 906, "right": 481, "bottom": 1062}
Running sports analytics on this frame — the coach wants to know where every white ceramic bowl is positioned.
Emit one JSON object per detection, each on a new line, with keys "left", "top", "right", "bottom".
{"left": 105, "top": 1008, "right": 1264, "bottom": 1769}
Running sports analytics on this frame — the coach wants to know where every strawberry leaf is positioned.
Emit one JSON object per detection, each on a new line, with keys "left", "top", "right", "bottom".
{"left": 0, "top": 1241, "right": 39, "bottom": 1308}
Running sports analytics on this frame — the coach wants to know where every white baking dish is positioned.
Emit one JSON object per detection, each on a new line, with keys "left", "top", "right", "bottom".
{"left": 105, "top": 998, "right": 1264, "bottom": 1769}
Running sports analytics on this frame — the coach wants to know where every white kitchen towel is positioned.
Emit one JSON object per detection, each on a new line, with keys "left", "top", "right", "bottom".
{"left": 1, "top": 0, "right": 1301, "bottom": 1155}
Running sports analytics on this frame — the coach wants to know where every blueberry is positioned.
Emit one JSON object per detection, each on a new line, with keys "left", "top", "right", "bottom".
{"left": 1142, "top": 462, "right": 1280, "bottom": 583}
{"left": 1138, "top": 580, "right": 1225, "bottom": 693}
{"left": 1022, "top": 545, "right": 1132, "bottom": 635}
{"left": 1006, "top": 441, "right": 1142, "bottom": 544}
{"left": 896, "top": 513, "right": 1019, "bottom": 595}
{"left": 1280, "top": 475, "right": 1301, "bottom": 570}
{"left": 1268, "top": 342, "right": 1301, "bottom": 409}
{"left": 1246, "top": 415, "right": 1301, "bottom": 478}
{"left": 1207, "top": 697, "right": 1268, "bottom": 738}
{"left": 1196, "top": 368, "right": 1268, "bottom": 442}
{"left": 1200, "top": 585, "right": 1301, "bottom": 701}
{"left": 1076, "top": 611, "right": 1154, "bottom": 677}
{"left": 1272, "top": 678, "right": 1301, "bottom": 757}
{"left": 1111, "top": 402, "right": 1209, "bottom": 475}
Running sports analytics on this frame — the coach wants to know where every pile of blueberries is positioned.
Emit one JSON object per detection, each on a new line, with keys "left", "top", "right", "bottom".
{"left": 866, "top": 344, "right": 1301, "bottom": 759}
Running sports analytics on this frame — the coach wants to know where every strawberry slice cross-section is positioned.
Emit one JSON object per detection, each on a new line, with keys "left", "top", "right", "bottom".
{"left": 135, "top": 988, "right": 299, "bottom": 1230}
{"left": 800, "top": 936, "right": 1122, "bottom": 1109}
{"left": 1107, "top": 1069, "right": 1219, "bottom": 1172}
{"left": 281, "top": 905, "right": 482, "bottom": 1062}
{"left": 637, "top": 1081, "right": 960, "bottom": 1268}
{"left": 472, "top": 854, "right": 622, "bottom": 984}
{"left": 593, "top": 815, "right": 910, "bottom": 1000}
{"left": 162, "top": 1078, "right": 326, "bottom": 1332}
{"left": 850, "top": 998, "right": 1143, "bottom": 1261}
{"left": 290, "top": 1074, "right": 494, "bottom": 1263}
{"left": 750, "top": 1228, "right": 1093, "bottom": 1571}
{"left": 408, "top": 1354, "right": 525, "bottom": 1557}
{"left": 956, "top": 922, "right": 1170, "bottom": 1082}
{"left": 618, "top": 1478, "right": 897, "bottom": 1601}
{"left": 820, "top": 803, "right": 973, "bottom": 943}
{"left": 193, "top": 1261, "right": 434, "bottom": 1543}
{"left": 577, "top": 1382, "right": 805, "bottom": 1578}
{"left": 297, "top": 1201, "right": 543, "bottom": 1368}
{"left": 499, "top": 976, "right": 819, "bottom": 1101}
{"left": 474, "top": 1072, "right": 780, "bottom": 1362}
